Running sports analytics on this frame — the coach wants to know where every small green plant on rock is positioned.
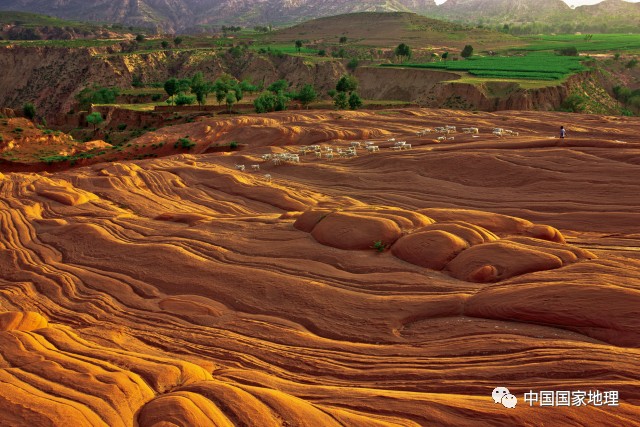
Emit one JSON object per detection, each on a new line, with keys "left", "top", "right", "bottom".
{"left": 175, "top": 137, "right": 196, "bottom": 149}
{"left": 372, "top": 240, "right": 387, "bottom": 253}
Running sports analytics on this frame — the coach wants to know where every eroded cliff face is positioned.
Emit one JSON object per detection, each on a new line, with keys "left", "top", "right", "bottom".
{"left": 0, "top": 46, "right": 346, "bottom": 120}
{"left": 0, "top": 45, "right": 614, "bottom": 121}
{"left": 356, "top": 66, "right": 605, "bottom": 112}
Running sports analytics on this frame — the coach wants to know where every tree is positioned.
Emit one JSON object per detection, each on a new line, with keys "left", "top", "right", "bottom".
{"left": 190, "top": 72, "right": 212, "bottom": 106}
{"left": 268, "top": 79, "right": 289, "bottom": 94}
{"left": 86, "top": 112, "right": 103, "bottom": 131}
{"left": 77, "top": 86, "right": 120, "bottom": 109}
{"left": 461, "top": 45, "right": 474, "bottom": 58}
{"left": 297, "top": 84, "right": 317, "bottom": 109}
{"left": 348, "top": 92, "right": 363, "bottom": 110}
{"left": 336, "top": 75, "right": 358, "bottom": 94}
{"left": 174, "top": 36, "right": 183, "bottom": 47}
{"left": 339, "top": 36, "right": 347, "bottom": 44}
{"left": 441, "top": 51, "right": 449, "bottom": 61}
{"left": 295, "top": 40, "right": 303, "bottom": 52}
{"left": 161, "top": 40, "right": 169, "bottom": 49}
{"left": 215, "top": 90, "right": 226, "bottom": 106}
{"left": 164, "top": 78, "right": 179, "bottom": 105}
{"left": 275, "top": 91, "right": 290, "bottom": 111}
{"left": 135, "top": 34, "right": 145, "bottom": 42}
{"left": 254, "top": 91, "right": 277, "bottom": 113}
{"left": 334, "top": 92, "right": 348, "bottom": 110}
{"left": 240, "top": 79, "right": 258, "bottom": 94}
{"left": 177, "top": 78, "right": 191, "bottom": 94}
{"left": 394, "top": 43, "right": 412, "bottom": 62}
{"left": 226, "top": 91, "right": 237, "bottom": 113}
{"left": 23, "top": 103, "right": 36, "bottom": 121}
{"left": 233, "top": 85, "right": 244, "bottom": 102}
{"left": 347, "top": 58, "right": 359, "bottom": 71}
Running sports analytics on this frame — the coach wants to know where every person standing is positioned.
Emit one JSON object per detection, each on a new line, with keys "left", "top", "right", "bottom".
{"left": 560, "top": 126, "right": 566, "bottom": 139}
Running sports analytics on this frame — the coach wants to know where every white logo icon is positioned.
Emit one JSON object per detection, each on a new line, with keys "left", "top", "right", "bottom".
{"left": 492, "top": 387, "right": 517, "bottom": 408}
{"left": 502, "top": 393, "right": 518, "bottom": 408}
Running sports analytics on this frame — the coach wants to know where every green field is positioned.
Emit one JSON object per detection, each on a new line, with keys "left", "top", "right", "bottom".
{"left": 0, "top": 11, "right": 98, "bottom": 29}
{"left": 0, "top": 39, "right": 122, "bottom": 48}
{"left": 250, "top": 43, "right": 319, "bottom": 55}
{"left": 519, "top": 34, "right": 640, "bottom": 52}
{"left": 382, "top": 52, "right": 587, "bottom": 81}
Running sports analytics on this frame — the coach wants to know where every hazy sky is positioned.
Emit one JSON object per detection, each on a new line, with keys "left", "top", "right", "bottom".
{"left": 434, "top": 0, "right": 640, "bottom": 5}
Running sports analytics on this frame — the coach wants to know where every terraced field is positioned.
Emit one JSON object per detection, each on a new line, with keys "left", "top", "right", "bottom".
{"left": 382, "top": 52, "right": 587, "bottom": 81}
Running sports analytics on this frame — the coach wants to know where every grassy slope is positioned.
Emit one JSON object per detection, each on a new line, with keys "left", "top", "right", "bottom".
{"left": 260, "top": 12, "right": 523, "bottom": 51}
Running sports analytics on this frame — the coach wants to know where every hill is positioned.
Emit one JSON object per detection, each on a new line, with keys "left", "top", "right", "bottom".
{"left": 0, "top": 0, "right": 438, "bottom": 33}
{"left": 0, "top": 11, "right": 131, "bottom": 40}
{"left": 437, "top": 0, "right": 569, "bottom": 24}
{"left": 571, "top": 0, "right": 640, "bottom": 33}
{"left": 265, "top": 12, "right": 520, "bottom": 50}
{"left": 436, "top": 0, "right": 640, "bottom": 34}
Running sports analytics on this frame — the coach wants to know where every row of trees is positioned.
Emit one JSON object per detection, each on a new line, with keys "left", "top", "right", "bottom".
{"left": 393, "top": 43, "right": 473, "bottom": 63}
{"left": 253, "top": 80, "right": 318, "bottom": 113}
{"left": 163, "top": 73, "right": 259, "bottom": 110}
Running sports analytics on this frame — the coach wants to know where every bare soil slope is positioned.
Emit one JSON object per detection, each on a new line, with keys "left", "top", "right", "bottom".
{"left": 1, "top": 108, "right": 639, "bottom": 426}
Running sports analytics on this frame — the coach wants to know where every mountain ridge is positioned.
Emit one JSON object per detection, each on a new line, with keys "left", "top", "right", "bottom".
{"left": 0, "top": 0, "right": 638, "bottom": 33}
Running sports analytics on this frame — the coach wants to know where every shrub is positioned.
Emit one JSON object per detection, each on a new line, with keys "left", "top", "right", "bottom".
{"left": 371, "top": 241, "right": 387, "bottom": 252}
{"left": 23, "top": 103, "right": 36, "bottom": 120}
{"left": 558, "top": 46, "right": 578, "bottom": 56}
{"left": 229, "top": 141, "right": 239, "bottom": 149}
{"left": 151, "top": 94, "right": 162, "bottom": 101}
{"left": 175, "top": 93, "right": 196, "bottom": 106}
{"left": 461, "top": 44, "right": 474, "bottom": 58}
{"left": 117, "top": 123, "right": 127, "bottom": 131}
{"left": 347, "top": 58, "right": 359, "bottom": 71}
{"left": 175, "top": 137, "right": 196, "bottom": 149}
{"left": 626, "top": 58, "right": 638, "bottom": 69}
{"left": 561, "top": 94, "right": 586, "bottom": 112}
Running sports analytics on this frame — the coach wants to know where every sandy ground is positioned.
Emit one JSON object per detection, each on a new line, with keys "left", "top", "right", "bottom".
{"left": 0, "top": 108, "right": 639, "bottom": 426}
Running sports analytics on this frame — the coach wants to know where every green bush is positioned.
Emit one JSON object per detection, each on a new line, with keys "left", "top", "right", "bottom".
{"left": 229, "top": 141, "right": 239, "bottom": 150}
{"left": 117, "top": 123, "right": 127, "bottom": 131}
{"left": 23, "top": 102, "right": 36, "bottom": 120}
{"left": 371, "top": 241, "right": 387, "bottom": 252}
{"left": 561, "top": 94, "right": 586, "bottom": 112}
{"left": 175, "top": 137, "right": 196, "bottom": 149}
{"left": 175, "top": 93, "right": 196, "bottom": 106}
{"left": 558, "top": 46, "right": 579, "bottom": 56}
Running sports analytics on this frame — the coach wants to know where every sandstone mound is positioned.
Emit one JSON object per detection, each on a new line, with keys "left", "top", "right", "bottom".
{"left": 297, "top": 207, "right": 595, "bottom": 282}
{"left": 0, "top": 311, "right": 48, "bottom": 331}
